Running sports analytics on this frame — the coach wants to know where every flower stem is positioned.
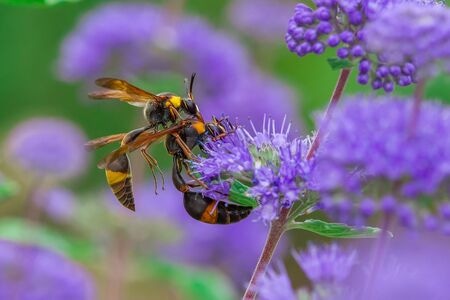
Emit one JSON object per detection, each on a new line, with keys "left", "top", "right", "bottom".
{"left": 242, "top": 68, "right": 351, "bottom": 299}
{"left": 408, "top": 79, "right": 426, "bottom": 136}
{"left": 242, "top": 207, "right": 290, "bottom": 300}
{"left": 306, "top": 68, "right": 351, "bottom": 160}
{"left": 362, "top": 213, "right": 393, "bottom": 299}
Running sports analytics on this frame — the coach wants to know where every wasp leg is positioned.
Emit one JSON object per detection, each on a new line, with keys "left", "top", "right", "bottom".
{"left": 140, "top": 148, "right": 162, "bottom": 195}
{"left": 171, "top": 132, "right": 195, "bottom": 160}
{"left": 172, "top": 156, "right": 190, "bottom": 192}
{"left": 181, "top": 160, "right": 207, "bottom": 189}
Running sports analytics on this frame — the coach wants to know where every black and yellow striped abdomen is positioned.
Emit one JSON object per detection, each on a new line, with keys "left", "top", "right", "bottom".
{"left": 105, "top": 154, "right": 135, "bottom": 211}
{"left": 183, "top": 192, "right": 252, "bottom": 224}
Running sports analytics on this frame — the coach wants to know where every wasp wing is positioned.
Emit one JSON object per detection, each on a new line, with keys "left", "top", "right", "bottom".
{"left": 89, "top": 78, "right": 165, "bottom": 107}
{"left": 84, "top": 133, "right": 126, "bottom": 151}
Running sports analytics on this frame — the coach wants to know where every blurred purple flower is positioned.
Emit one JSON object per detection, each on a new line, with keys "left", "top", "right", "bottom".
{"left": 313, "top": 96, "right": 450, "bottom": 231}
{"left": 285, "top": 0, "right": 442, "bottom": 92}
{"left": 260, "top": 232, "right": 450, "bottom": 300}
{"left": 33, "top": 187, "right": 76, "bottom": 222}
{"left": 258, "top": 243, "right": 355, "bottom": 299}
{"left": 192, "top": 117, "right": 314, "bottom": 223}
{"left": 58, "top": 2, "right": 301, "bottom": 126}
{"left": 103, "top": 181, "right": 283, "bottom": 286}
{"left": 4, "top": 118, "right": 87, "bottom": 179}
{"left": 293, "top": 243, "right": 357, "bottom": 286}
{"left": 227, "top": 0, "right": 295, "bottom": 42}
{"left": 364, "top": 2, "right": 450, "bottom": 80}
{"left": 0, "top": 240, "right": 95, "bottom": 300}
{"left": 258, "top": 263, "right": 297, "bottom": 300}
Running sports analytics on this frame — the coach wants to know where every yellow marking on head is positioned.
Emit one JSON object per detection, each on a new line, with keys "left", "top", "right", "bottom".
{"left": 200, "top": 201, "right": 218, "bottom": 224}
{"left": 106, "top": 170, "right": 129, "bottom": 185}
{"left": 165, "top": 96, "right": 182, "bottom": 108}
{"left": 192, "top": 121, "right": 206, "bottom": 134}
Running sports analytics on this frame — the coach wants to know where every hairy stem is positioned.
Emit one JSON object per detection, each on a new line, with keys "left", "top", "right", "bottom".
{"left": 242, "top": 207, "right": 290, "bottom": 300}
{"left": 242, "top": 69, "right": 351, "bottom": 299}
{"left": 306, "top": 68, "right": 351, "bottom": 160}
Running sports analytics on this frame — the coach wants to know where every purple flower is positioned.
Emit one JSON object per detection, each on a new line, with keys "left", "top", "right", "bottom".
{"left": 286, "top": 0, "right": 443, "bottom": 91}
{"left": 5, "top": 118, "right": 87, "bottom": 179}
{"left": 364, "top": 2, "right": 450, "bottom": 80}
{"left": 192, "top": 117, "right": 314, "bottom": 223}
{"left": 106, "top": 182, "right": 281, "bottom": 287}
{"left": 293, "top": 243, "right": 357, "bottom": 285}
{"left": 58, "top": 2, "right": 301, "bottom": 126}
{"left": 258, "top": 264, "right": 297, "bottom": 300}
{"left": 33, "top": 187, "right": 76, "bottom": 222}
{"left": 257, "top": 243, "right": 355, "bottom": 298}
{"left": 345, "top": 231, "right": 450, "bottom": 300}
{"left": 0, "top": 240, "right": 95, "bottom": 300}
{"left": 227, "top": 0, "right": 296, "bottom": 42}
{"left": 313, "top": 96, "right": 450, "bottom": 231}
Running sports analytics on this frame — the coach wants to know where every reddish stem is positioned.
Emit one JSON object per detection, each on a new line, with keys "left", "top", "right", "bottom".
{"left": 242, "top": 207, "right": 289, "bottom": 300}
{"left": 242, "top": 69, "right": 351, "bottom": 299}
{"left": 306, "top": 68, "right": 351, "bottom": 160}
{"left": 408, "top": 79, "right": 426, "bottom": 136}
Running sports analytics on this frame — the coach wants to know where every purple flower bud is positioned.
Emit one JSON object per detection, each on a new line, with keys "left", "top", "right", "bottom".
{"left": 337, "top": 47, "right": 349, "bottom": 58}
{"left": 351, "top": 45, "right": 365, "bottom": 57}
{"left": 327, "top": 34, "right": 340, "bottom": 47}
{"left": 398, "top": 204, "right": 417, "bottom": 228}
{"left": 316, "top": 21, "right": 333, "bottom": 34}
{"left": 339, "top": 30, "right": 354, "bottom": 44}
{"left": 294, "top": 3, "right": 313, "bottom": 13}
{"left": 315, "top": 6, "right": 331, "bottom": 20}
{"left": 294, "top": 12, "right": 315, "bottom": 25}
{"left": 389, "top": 65, "right": 402, "bottom": 76}
{"left": 348, "top": 11, "right": 363, "bottom": 25}
{"left": 402, "top": 62, "right": 416, "bottom": 75}
{"left": 291, "top": 27, "right": 305, "bottom": 41}
{"left": 383, "top": 81, "right": 394, "bottom": 92}
{"left": 376, "top": 66, "right": 389, "bottom": 78}
{"left": 312, "top": 42, "right": 325, "bottom": 54}
{"left": 398, "top": 76, "right": 412, "bottom": 86}
{"left": 371, "top": 78, "right": 383, "bottom": 89}
{"left": 358, "top": 73, "right": 369, "bottom": 84}
{"left": 359, "top": 59, "right": 371, "bottom": 74}
{"left": 304, "top": 29, "right": 318, "bottom": 42}
{"left": 315, "top": 0, "right": 333, "bottom": 8}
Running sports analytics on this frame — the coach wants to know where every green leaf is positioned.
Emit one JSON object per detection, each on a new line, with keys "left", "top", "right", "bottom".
{"left": 0, "top": 179, "right": 18, "bottom": 200}
{"left": 146, "top": 259, "right": 236, "bottom": 300}
{"left": 286, "top": 219, "right": 390, "bottom": 239}
{"left": 0, "top": 0, "right": 80, "bottom": 5}
{"left": 0, "top": 218, "right": 97, "bottom": 261}
{"left": 327, "top": 58, "right": 354, "bottom": 71}
{"left": 228, "top": 180, "right": 258, "bottom": 208}
{"left": 425, "top": 73, "right": 450, "bottom": 104}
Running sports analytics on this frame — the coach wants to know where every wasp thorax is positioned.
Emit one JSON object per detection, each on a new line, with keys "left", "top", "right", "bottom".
{"left": 182, "top": 99, "right": 199, "bottom": 115}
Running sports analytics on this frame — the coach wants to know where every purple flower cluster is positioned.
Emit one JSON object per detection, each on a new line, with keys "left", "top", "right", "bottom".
{"left": 102, "top": 182, "right": 280, "bottom": 287}
{"left": 58, "top": 2, "right": 300, "bottom": 126}
{"left": 313, "top": 96, "right": 450, "bottom": 232}
{"left": 293, "top": 243, "right": 357, "bottom": 285}
{"left": 259, "top": 233, "right": 450, "bottom": 300}
{"left": 258, "top": 243, "right": 356, "bottom": 300}
{"left": 192, "top": 117, "right": 314, "bottom": 223}
{"left": 227, "top": 0, "right": 296, "bottom": 42}
{"left": 364, "top": 2, "right": 450, "bottom": 80}
{"left": 5, "top": 118, "right": 87, "bottom": 179}
{"left": 0, "top": 240, "right": 95, "bottom": 300}
{"left": 286, "top": 0, "right": 443, "bottom": 91}
{"left": 33, "top": 187, "right": 76, "bottom": 222}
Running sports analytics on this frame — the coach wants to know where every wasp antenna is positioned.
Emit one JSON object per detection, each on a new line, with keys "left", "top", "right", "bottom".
{"left": 189, "top": 72, "right": 196, "bottom": 100}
